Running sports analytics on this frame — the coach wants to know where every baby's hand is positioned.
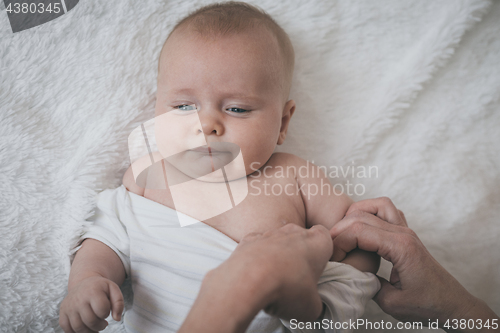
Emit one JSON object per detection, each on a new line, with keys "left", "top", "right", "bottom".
{"left": 59, "top": 275, "right": 124, "bottom": 333}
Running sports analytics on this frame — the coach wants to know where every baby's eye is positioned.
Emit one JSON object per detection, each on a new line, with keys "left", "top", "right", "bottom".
{"left": 227, "top": 107, "right": 249, "bottom": 113}
{"left": 175, "top": 104, "right": 197, "bottom": 111}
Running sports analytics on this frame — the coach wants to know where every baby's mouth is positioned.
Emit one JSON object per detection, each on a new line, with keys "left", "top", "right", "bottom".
{"left": 163, "top": 142, "right": 243, "bottom": 184}
{"left": 188, "top": 145, "right": 226, "bottom": 154}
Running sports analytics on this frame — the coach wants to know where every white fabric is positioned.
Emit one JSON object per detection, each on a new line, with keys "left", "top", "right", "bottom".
{"left": 1, "top": 1, "right": 499, "bottom": 332}
{"left": 76, "top": 185, "right": 379, "bottom": 333}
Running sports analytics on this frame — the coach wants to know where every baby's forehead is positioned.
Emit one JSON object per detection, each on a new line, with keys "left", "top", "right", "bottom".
{"left": 158, "top": 25, "right": 289, "bottom": 101}
{"left": 161, "top": 25, "right": 280, "bottom": 59}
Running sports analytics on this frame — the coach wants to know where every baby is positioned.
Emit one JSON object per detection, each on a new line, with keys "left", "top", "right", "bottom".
{"left": 60, "top": 2, "right": 380, "bottom": 333}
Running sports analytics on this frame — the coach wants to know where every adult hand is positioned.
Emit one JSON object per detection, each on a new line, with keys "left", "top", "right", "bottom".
{"left": 179, "top": 223, "right": 333, "bottom": 333}
{"left": 330, "top": 197, "right": 499, "bottom": 331}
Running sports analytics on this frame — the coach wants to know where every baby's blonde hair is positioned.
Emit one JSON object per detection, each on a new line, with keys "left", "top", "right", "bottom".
{"left": 159, "top": 1, "right": 295, "bottom": 102}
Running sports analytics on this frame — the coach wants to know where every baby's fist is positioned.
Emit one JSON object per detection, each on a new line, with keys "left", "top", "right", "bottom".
{"left": 59, "top": 276, "right": 124, "bottom": 333}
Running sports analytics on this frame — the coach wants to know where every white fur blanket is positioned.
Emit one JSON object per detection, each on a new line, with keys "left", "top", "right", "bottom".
{"left": 1, "top": 0, "right": 499, "bottom": 332}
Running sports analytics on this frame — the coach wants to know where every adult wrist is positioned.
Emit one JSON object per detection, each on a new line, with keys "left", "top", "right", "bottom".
{"left": 208, "top": 264, "right": 279, "bottom": 314}
{"left": 441, "top": 295, "right": 499, "bottom": 333}
{"left": 179, "top": 267, "right": 278, "bottom": 333}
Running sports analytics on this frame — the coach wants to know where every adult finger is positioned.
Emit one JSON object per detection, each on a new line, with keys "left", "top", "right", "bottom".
{"left": 239, "top": 232, "right": 263, "bottom": 245}
{"left": 330, "top": 210, "right": 412, "bottom": 239}
{"left": 278, "top": 222, "right": 304, "bottom": 234}
{"left": 309, "top": 224, "right": 331, "bottom": 239}
{"left": 346, "top": 197, "right": 407, "bottom": 227}
{"left": 332, "top": 222, "right": 384, "bottom": 261}
{"left": 331, "top": 222, "right": 405, "bottom": 262}
{"left": 307, "top": 225, "right": 333, "bottom": 263}
{"left": 373, "top": 276, "right": 404, "bottom": 315}
{"left": 398, "top": 209, "right": 408, "bottom": 226}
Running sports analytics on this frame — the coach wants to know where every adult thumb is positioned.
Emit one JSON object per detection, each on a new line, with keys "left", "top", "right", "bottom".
{"left": 373, "top": 276, "right": 401, "bottom": 314}
{"left": 109, "top": 282, "right": 125, "bottom": 322}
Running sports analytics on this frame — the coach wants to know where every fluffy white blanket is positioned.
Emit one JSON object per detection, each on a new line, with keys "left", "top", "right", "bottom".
{"left": 1, "top": 0, "right": 499, "bottom": 332}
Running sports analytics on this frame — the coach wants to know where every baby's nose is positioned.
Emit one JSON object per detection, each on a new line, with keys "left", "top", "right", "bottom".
{"left": 198, "top": 108, "right": 224, "bottom": 136}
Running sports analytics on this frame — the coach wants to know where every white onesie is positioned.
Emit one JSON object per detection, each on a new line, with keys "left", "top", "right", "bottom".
{"left": 72, "top": 185, "right": 380, "bottom": 333}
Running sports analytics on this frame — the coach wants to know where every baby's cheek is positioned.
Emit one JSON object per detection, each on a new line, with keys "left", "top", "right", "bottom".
{"left": 243, "top": 146, "right": 275, "bottom": 173}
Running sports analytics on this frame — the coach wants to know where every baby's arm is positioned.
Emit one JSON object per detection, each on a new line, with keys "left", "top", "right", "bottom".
{"left": 59, "top": 238, "right": 126, "bottom": 332}
{"left": 280, "top": 153, "right": 380, "bottom": 274}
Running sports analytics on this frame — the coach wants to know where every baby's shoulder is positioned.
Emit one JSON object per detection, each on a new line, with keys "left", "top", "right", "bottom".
{"left": 258, "top": 153, "right": 305, "bottom": 179}
{"left": 266, "top": 152, "right": 308, "bottom": 169}
{"left": 122, "top": 165, "right": 145, "bottom": 197}
{"left": 266, "top": 153, "right": 319, "bottom": 176}
{"left": 122, "top": 152, "right": 165, "bottom": 197}
{"left": 264, "top": 153, "right": 332, "bottom": 185}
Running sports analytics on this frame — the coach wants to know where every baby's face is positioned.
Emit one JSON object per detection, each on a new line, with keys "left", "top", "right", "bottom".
{"left": 154, "top": 27, "right": 293, "bottom": 177}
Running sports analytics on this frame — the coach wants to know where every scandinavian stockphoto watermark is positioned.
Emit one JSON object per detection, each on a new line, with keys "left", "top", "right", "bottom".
{"left": 3, "top": 0, "right": 79, "bottom": 33}
{"left": 128, "top": 108, "right": 377, "bottom": 226}
{"left": 128, "top": 108, "right": 249, "bottom": 227}
{"left": 289, "top": 318, "right": 424, "bottom": 331}
{"left": 248, "top": 160, "right": 378, "bottom": 199}
{"left": 288, "top": 318, "right": 499, "bottom": 331}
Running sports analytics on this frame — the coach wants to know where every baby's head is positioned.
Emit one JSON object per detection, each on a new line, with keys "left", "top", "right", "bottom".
{"left": 155, "top": 1, "right": 295, "bottom": 176}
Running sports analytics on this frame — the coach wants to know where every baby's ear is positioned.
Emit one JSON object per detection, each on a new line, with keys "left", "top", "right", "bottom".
{"left": 277, "top": 100, "right": 296, "bottom": 145}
